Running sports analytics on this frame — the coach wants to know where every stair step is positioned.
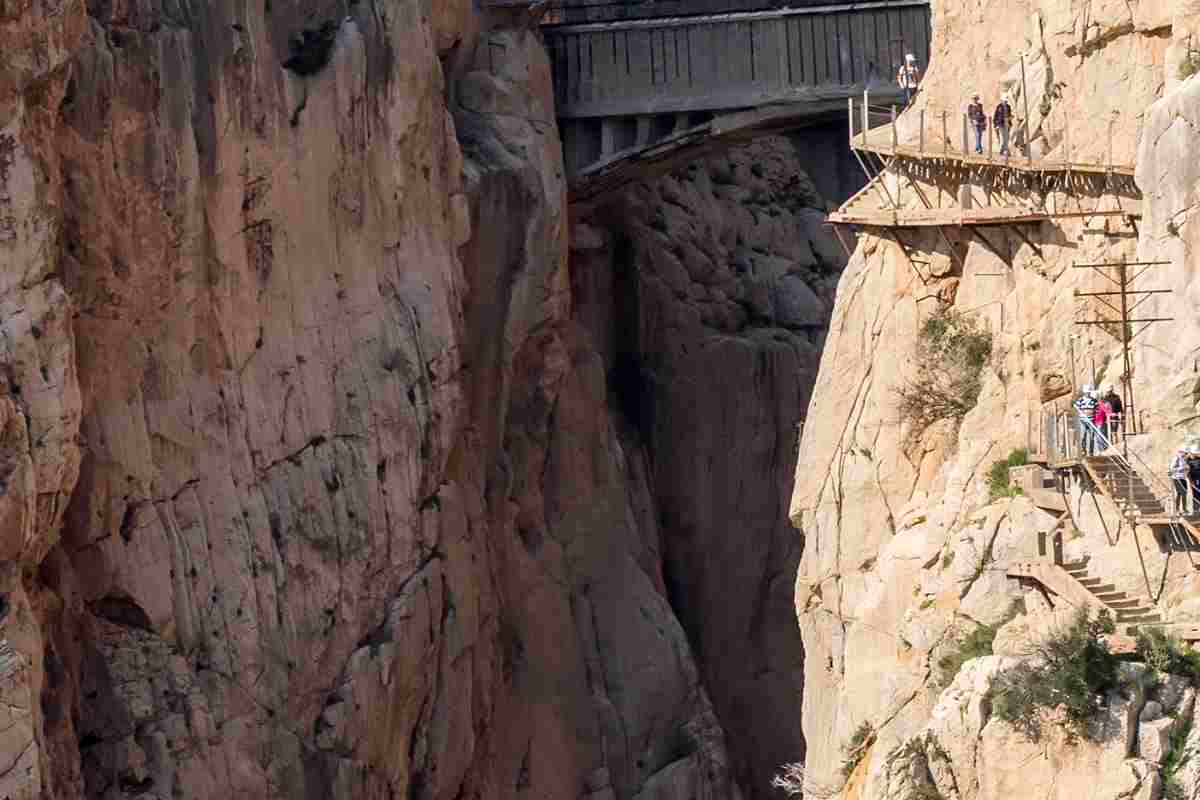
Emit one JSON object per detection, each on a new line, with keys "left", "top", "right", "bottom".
{"left": 1078, "top": 577, "right": 1104, "bottom": 586}
{"left": 1105, "top": 599, "right": 1144, "bottom": 610}
{"left": 1063, "top": 560, "right": 1090, "bottom": 571}
{"left": 1086, "top": 583, "right": 1117, "bottom": 594}
{"left": 1117, "top": 612, "right": 1162, "bottom": 623}
{"left": 1094, "top": 591, "right": 1127, "bottom": 602}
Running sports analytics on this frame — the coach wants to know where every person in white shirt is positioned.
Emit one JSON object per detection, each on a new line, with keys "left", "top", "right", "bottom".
{"left": 896, "top": 54, "right": 920, "bottom": 106}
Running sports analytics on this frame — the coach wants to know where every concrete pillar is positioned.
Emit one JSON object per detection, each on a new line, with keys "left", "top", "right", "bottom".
{"left": 600, "top": 117, "right": 617, "bottom": 156}
{"left": 635, "top": 116, "right": 653, "bottom": 147}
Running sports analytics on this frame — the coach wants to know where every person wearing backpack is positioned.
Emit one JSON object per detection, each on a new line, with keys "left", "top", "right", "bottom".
{"left": 897, "top": 54, "right": 920, "bottom": 106}
{"left": 993, "top": 96, "right": 1014, "bottom": 156}
{"left": 1103, "top": 385, "right": 1124, "bottom": 443}
{"left": 1073, "top": 385, "right": 1097, "bottom": 456}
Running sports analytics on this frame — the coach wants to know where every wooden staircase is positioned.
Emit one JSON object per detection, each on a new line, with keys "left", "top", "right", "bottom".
{"left": 1061, "top": 558, "right": 1162, "bottom": 628}
{"left": 1008, "top": 557, "right": 1161, "bottom": 633}
{"left": 1082, "top": 455, "right": 1169, "bottom": 518}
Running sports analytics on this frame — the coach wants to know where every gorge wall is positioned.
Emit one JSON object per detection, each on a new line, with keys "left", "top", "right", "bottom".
{"left": 0, "top": 1, "right": 843, "bottom": 797}
{"left": 791, "top": 0, "right": 1200, "bottom": 798}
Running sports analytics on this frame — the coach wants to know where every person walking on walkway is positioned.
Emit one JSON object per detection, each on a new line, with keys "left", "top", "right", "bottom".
{"left": 968, "top": 94, "right": 987, "bottom": 154}
{"left": 993, "top": 95, "right": 1013, "bottom": 156}
{"left": 1103, "top": 385, "right": 1124, "bottom": 443}
{"left": 1074, "top": 385, "right": 1097, "bottom": 456}
{"left": 1188, "top": 451, "right": 1200, "bottom": 514}
{"left": 1171, "top": 448, "right": 1191, "bottom": 514}
{"left": 1092, "top": 393, "right": 1110, "bottom": 451}
{"left": 897, "top": 54, "right": 920, "bottom": 106}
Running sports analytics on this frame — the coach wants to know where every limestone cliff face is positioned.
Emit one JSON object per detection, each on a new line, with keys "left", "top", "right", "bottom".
{"left": 0, "top": 1, "right": 832, "bottom": 798}
{"left": 790, "top": 0, "right": 1200, "bottom": 798}
{"left": 574, "top": 134, "right": 848, "bottom": 798}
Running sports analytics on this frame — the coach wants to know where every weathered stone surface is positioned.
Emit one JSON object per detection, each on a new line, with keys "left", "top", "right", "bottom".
{"left": 573, "top": 134, "right": 849, "bottom": 798}
{"left": 789, "top": 0, "right": 1199, "bottom": 795}
{"left": 1139, "top": 717, "right": 1174, "bottom": 763}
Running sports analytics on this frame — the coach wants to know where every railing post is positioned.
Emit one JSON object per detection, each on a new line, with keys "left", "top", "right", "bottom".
{"left": 1053, "top": 531, "right": 1064, "bottom": 565}
{"left": 962, "top": 113, "right": 968, "bottom": 154}
{"left": 987, "top": 122, "right": 993, "bottom": 161}
{"left": 862, "top": 89, "right": 869, "bottom": 146}
{"left": 848, "top": 96, "right": 854, "bottom": 146}
{"left": 942, "top": 110, "right": 948, "bottom": 154}
{"left": 919, "top": 108, "right": 925, "bottom": 153}
{"left": 1108, "top": 118, "right": 1114, "bottom": 172}
{"left": 1064, "top": 110, "right": 1070, "bottom": 163}
{"left": 891, "top": 105, "right": 897, "bottom": 153}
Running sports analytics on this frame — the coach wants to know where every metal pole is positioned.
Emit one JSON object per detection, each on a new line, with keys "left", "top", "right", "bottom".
{"left": 862, "top": 88, "right": 869, "bottom": 145}
{"left": 987, "top": 121, "right": 993, "bottom": 162}
{"left": 942, "top": 110, "right": 948, "bottom": 154}
{"left": 1064, "top": 109, "right": 1071, "bottom": 163}
{"left": 1118, "top": 262, "right": 1134, "bottom": 450}
{"left": 891, "top": 104, "right": 898, "bottom": 153}
{"left": 1020, "top": 54, "right": 1032, "bottom": 165}
{"left": 849, "top": 96, "right": 855, "bottom": 145}
{"left": 962, "top": 112, "right": 968, "bottom": 154}
{"left": 1108, "top": 119, "right": 1114, "bottom": 172}
{"left": 1069, "top": 334, "right": 1078, "bottom": 393}
{"left": 920, "top": 108, "right": 925, "bottom": 153}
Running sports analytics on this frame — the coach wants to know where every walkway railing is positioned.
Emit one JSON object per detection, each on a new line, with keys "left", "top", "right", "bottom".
{"left": 849, "top": 91, "right": 1129, "bottom": 175}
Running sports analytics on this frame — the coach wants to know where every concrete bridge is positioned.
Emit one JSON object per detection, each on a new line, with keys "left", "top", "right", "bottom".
{"left": 537, "top": 0, "right": 932, "bottom": 202}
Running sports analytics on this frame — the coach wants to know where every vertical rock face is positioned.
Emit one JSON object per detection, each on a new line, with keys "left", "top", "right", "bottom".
{"left": 790, "top": 0, "right": 1200, "bottom": 798}
{"left": 574, "top": 134, "right": 849, "bottom": 797}
{"left": 0, "top": 2, "right": 823, "bottom": 799}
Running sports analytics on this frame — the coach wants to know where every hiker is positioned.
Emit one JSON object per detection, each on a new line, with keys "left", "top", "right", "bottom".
{"left": 1103, "top": 385, "right": 1124, "bottom": 443}
{"left": 968, "top": 94, "right": 987, "bottom": 154}
{"left": 1189, "top": 451, "right": 1200, "bottom": 514}
{"left": 897, "top": 54, "right": 920, "bottom": 106}
{"left": 1073, "top": 385, "right": 1097, "bottom": 455}
{"left": 1171, "top": 448, "right": 1191, "bottom": 514}
{"left": 1092, "top": 391, "right": 1110, "bottom": 451}
{"left": 993, "top": 95, "right": 1014, "bottom": 156}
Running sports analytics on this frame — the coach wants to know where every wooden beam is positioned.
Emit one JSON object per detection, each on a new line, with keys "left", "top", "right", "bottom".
{"left": 970, "top": 227, "right": 1009, "bottom": 265}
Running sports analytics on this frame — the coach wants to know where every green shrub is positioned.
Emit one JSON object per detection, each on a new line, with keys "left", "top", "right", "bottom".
{"left": 1135, "top": 627, "right": 1200, "bottom": 679}
{"left": 897, "top": 309, "right": 994, "bottom": 442}
{"left": 842, "top": 721, "right": 876, "bottom": 777}
{"left": 1162, "top": 717, "right": 1193, "bottom": 800}
{"left": 989, "top": 610, "right": 1120, "bottom": 741}
{"left": 937, "top": 623, "right": 998, "bottom": 686}
{"left": 986, "top": 448, "right": 1029, "bottom": 499}
{"left": 1180, "top": 51, "right": 1200, "bottom": 81}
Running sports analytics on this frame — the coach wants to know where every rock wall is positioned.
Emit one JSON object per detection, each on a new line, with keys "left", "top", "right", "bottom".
{"left": 0, "top": 1, "right": 834, "bottom": 798}
{"left": 790, "top": 0, "right": 1200, "bottom": 797}
{"left": 574, "top": 134, "right": 848, "bottom": 797}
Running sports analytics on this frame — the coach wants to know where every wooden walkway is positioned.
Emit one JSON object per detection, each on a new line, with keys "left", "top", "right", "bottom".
{"left": 827, "top": 168, "right": 1138, "bottom": 228}
{"left": 852, "top": 127, "right": 1136, "bottom": 178}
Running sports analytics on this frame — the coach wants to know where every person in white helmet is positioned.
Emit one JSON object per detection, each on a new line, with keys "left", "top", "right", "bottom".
{"left": 897, "top": 54, "right": 920, "bottom": 106}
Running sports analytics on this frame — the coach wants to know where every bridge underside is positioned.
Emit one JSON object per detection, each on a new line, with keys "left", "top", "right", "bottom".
{"left": 566, "top": 97, "right": 891, "bottom": 206}
{"left": 544, "top": 0, "right": 931, "bottom": 193}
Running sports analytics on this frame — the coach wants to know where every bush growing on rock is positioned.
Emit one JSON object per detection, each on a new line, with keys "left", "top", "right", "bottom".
{"left": 842, "top": 721, "right": 876, "bottom": 777}
{"left": 896, "top": 308, "right": 993, "bottom": 444}
{"left": 989, "top": 610, "right": 1119, "bottom": 741}
{"left": 986, "top": 448, "right": 1029, "bottom": 499}
{"left": 1135, "top": 626, "right": 1200, "bottom": 680}
{"left": 937, "top": 622, "right": 998, "bottom": 687}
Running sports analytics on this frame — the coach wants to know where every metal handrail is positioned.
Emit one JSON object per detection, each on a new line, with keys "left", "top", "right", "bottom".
{"left": 850, "top": 89, "right": 1124, "bottom": 171}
